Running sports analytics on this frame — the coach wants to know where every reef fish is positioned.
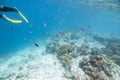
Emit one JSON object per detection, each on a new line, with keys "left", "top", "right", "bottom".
{"left": 34, "top": 43, "right": 39, "bottom": 47}
{"left": 56, "top": 32, "right": 67, "bottom": 38}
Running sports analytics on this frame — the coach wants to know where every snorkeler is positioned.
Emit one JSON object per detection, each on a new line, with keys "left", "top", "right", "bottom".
{"left": 0, "top": 6, "right": 29, "bottom": 23}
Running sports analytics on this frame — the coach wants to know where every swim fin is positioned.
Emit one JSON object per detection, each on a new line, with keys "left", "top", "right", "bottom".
{"left": 5, "top": 16, "right": 22, "bottom": 23}
{"left": 17, "top": 10, "right": 29, "bottom": 23}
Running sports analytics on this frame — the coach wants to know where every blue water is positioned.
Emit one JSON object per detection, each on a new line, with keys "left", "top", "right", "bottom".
{"left": 0, "top": 0, "right": 120, "bottom": 55}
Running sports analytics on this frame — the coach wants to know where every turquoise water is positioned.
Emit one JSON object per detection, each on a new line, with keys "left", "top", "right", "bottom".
{"left": 1, "top": 0, "right": 120, "bottom": 80}
{"left": 0, "top": 0, "right": 120, "bottom": 56}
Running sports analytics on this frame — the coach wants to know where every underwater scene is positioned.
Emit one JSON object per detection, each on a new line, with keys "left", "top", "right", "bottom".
{"left": 0, "top": 0, "right": 120, "bottom": 80}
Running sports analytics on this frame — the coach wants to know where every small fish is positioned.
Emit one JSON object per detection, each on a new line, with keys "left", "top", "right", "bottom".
{"left": 43, "top": 22, "right": 47, "bottom": 28}
{"left": 61, "top": 32, "right": 67, "bottom": 36}
{"left": 10, "top": 27, "right": 14, "bottom": 30}
{"left": 34, "top": 43, "right": 39, "bottom": 47}
{"left": 80, "top": 28, "right": 85, "bottom": 32}
{"left": 56, "top": 32, "right": 67, "bottom": 38}
{"left": 56, "top": 34, "right": 61, "bottom": 38}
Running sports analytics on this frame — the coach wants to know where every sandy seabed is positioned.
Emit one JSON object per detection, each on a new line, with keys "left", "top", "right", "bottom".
{"left": 0, "top": 45, "right": 68, "bottom": 80}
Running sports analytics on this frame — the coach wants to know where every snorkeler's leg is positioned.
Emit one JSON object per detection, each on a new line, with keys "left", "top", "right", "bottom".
{"left": 0, "top": 14, "right": 6, "bottom": 19}
{"left": 0, "top": 6, "right": 29, "bottom": 23}
{"left": 0, "top": 14, "right": 22, "bottom": 23}
{"left": 17, "top": 10, "right": 29, "bottom": 23}
{"left": 0, "top": 6, "right": 18, "bottom": 12}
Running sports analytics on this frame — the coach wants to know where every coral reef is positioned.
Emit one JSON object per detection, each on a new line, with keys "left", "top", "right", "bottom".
{"left": 80, "top": 44, "right": 90, "bottom": 55}
{"left": 45, "top": 32, "right": 120, "bottom": 80}
{"left": 57, "top": 44, "right": 74, "bottom": 56}
{"left": 93, "top": 34, "right": 120, "bottom": 45}
{"left": 110, "top": 55, "right": 120, "bottom": 66}
{"left": 79, "top": 55, "right": 115, "bottom": 80}
{"left": 106, "top": 43, "right": 120, "bottom": 55}
{"left": 102, "top": 43, "right": 120, "bottom": 66}
{"left": 70, "top": 33, "right": 80, "bottom": 40}
{"left": 46, "top": 40, "right": 59, "bottom": 53}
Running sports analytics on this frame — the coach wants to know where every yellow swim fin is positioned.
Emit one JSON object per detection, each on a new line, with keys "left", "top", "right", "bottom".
{"left": 18, "top": 10, "right": 29, "bottom": 23}
{"left": 5, "top": 16, "right": 22, "bottom": 23}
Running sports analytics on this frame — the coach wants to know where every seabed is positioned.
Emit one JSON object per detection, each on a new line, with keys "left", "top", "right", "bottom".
{"left": 0, "top": 32, "right": 120, "bottom": 80}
